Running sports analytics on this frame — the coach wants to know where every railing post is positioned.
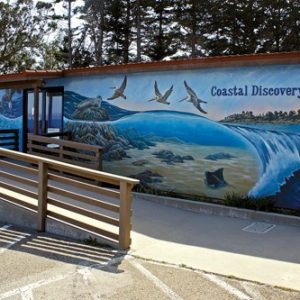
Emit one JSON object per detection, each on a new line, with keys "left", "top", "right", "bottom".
{"left": 119, "top": 182, "right": 133, "bottom": 250}
{"left": 27, "top": 134, "right": 32, "bottom": 154}
{"left": 37, "top": 161, "right": 48, "bottom": 231}
{"left": 59, "top": 145, "right": 63, "bottom": 160}
{"left": 15, "top": 129, "right": 19, "bottom": 151}
{"left": 95, "top": 149, "right": 102, "bottom": 171}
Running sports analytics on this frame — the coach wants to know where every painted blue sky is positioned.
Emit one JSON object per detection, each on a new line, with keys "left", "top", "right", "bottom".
{"left": 47, "top": 64, "right": 300, "bottom": 121}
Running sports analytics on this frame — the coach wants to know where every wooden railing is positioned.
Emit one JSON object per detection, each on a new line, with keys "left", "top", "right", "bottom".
{"left": 0, "top": 129, "right": 19, "bottom": 150}
{"left": 0, "top": 148, "right": 139, "bottom": 250}
{"left": 27, "top": 133, "right": 103, "bottom": 171}
{"left": 42, "top": 131, "right": 72, "bottom": 140}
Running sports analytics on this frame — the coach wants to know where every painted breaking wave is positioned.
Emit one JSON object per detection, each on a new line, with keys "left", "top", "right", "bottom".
{"left": 228, "top": 125, "right": 300, "bottom": 199}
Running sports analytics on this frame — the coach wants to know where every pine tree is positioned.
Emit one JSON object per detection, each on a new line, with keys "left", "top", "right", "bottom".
{"left": 144, "top": 0, "right": 179, "bottom": 61}
{"left": 0, "top": 0, "right": 59, "bottom": 72}
{"left": 259, "top": 0, "right": 300, "bottom": 52}
{"left": 131, "top": 0, "right": 151, "bottom": 62}
{"left": 105, "top": 0, "right": 128, "bottom": 64}
{"left": 174, "top": 0, "right": 209, "bottom": 57}
{"left": 81, "top": 0, "right": 107, "bottom": 66}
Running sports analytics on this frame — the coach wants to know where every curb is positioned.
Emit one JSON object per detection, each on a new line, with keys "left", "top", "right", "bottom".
{"left": 134, "top": 192, "right": 300, "bottom": 227}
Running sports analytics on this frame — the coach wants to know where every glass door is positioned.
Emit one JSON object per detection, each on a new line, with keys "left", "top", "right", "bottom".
{"left": 25, "top": 88, "right": 63, "bottom": 135}
{"left": 44, "top": 90, "right": 63, "bottom": 135}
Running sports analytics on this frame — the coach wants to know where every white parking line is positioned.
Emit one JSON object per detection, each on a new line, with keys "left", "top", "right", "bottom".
{"left": 0, "top": 254, "right": 123, "bottom": 300}
{"left": 20, "top": 288, "right": 34, "bottom": 300}
{"left": 0, "top": 273, "right": 70, "bottom": 300}
{"left": 129, "top": 257, "right": 252, "bottom": 300}
{"left": 201, "top": 273, "right": 252, "bottom": 300}
{"left": 128, "top": 258, "right": 183, "bottom": 300}
{"left": 241, "top": 282, "right": 265, "bottom": 300}
{"left": 0, "top": 225, "right": 29, "bottom": 254}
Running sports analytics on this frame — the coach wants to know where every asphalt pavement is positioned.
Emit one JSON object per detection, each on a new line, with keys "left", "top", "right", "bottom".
{"left": 0, "top": 223, "right": 299, "bottom": 300}
{"left": 130, "top": 195, "right": 300, "bottom": 291}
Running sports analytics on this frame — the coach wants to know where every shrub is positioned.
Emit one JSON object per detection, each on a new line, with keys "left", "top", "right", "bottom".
{"left": 224, "top": 192, "right": 276, "bottom": 212}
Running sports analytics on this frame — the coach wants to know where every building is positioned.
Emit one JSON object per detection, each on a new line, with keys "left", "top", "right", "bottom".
{"left": 1, "top": 51, "right": 300, "bottom": 210}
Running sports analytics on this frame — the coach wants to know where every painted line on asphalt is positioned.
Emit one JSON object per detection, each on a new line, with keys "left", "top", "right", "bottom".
{"left": 201, "top": 273, "right": 252, "bottom": 300}
{"left": 0, "top": 273, "right": 71, "bottom": 300}
{"left": 20, "top": 288, "right": 34, "bottom": 300}
{"left": 128, "top": 257, "right": 252, "bottom": 300}
{"left": 0, "top": 225, "right": 29, "bottom": 254}
{"left": 241, "top": 282, "right": 264, "bottom": 300}
{"left": 127, "top": 258, "right": 183, "bottom": 300}
{"left": 77, "top": 267, "right": 93, "bottom": 283}
{"left": 0, "top": 254, "right": 124, "bottom": 299}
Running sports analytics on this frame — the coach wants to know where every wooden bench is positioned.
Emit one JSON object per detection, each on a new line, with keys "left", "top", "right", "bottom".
{"left": 27, "top": 133, "right": 103, "bottom": 171}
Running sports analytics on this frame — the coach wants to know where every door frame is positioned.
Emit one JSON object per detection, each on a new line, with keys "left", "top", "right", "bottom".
{"left": 23, "top": 86, "right": 64, "bottom": 152}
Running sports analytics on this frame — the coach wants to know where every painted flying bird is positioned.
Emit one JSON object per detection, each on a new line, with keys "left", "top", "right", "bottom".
{"left": 148, "top": 81, "right": 173, "bottom": 105}
{"left": 107, "top": 76, "right": 127, "bottom": 100}
{"left": 179, "top": 80, "right": 207, "bottom": 114}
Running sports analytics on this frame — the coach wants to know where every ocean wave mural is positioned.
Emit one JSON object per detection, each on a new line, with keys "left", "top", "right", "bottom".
{"left": 47, "top": 64, "right": 300, "bottom": 210}
{"left": 0, "top": 89, "right": 23, "bottom": 150}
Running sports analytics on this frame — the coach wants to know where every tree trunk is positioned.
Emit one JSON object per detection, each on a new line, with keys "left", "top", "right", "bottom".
{"left": 99, "top": 0, "right": 104, "bottom": 65}
{"left": 67, "top": 0, "right": 72, "bottom": 68}
{"left": 124, "top": 0, "right": 131, "bottom": 63}
{"left": 136, "top": 0, "right": 141, "bottom": 62}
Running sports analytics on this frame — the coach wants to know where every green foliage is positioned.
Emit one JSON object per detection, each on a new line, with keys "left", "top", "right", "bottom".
{"left": 1, "top": 0, "right": 300, "bottom": 71}
{"left": 0, "top": 0, "right": 60, "bottom": 72}
{"left": 224, "top": 192, "right": 276, "bottom": 212}
{"left": 222, "top": 109, "right": 300, "bottom": 124}
{"left": 143, "top": 0, "right": 179, "bottom": 61}
{"left": 134, "top": 186, "right": 300, "bottom": 216}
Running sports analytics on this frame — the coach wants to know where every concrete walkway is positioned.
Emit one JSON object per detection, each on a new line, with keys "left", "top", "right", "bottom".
{"left": 130, "top": 195, "right": 300, "bottom": 291}
{"left": 2, "top": 224, "right": 299, "bottom": 299}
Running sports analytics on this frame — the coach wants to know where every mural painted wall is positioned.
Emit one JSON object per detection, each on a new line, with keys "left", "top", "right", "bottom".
{"left": 0, "top": 89, "right": 23, "bottom": 150}
{"left": 47, "top": 64, "right": 300, "bottom": 210}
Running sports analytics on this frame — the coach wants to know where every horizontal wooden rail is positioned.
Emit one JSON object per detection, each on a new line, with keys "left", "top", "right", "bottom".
{"left": 48, "top": 173, "right": 120, "bottom": 198}
{"left": 42, "top": 131, "right": 71, "bottom": 139}
{"left": 0, "top": 170, "right": 38, "bottom": 187}
{"left": 47, "top": 198, "right": 120, "bottom": 226}
{"left": 0, "top": 129, "right": 19, "bottom": 150}
{"left": 27, "top": 133, "right": 103, "bottom": 171}
{"left": 0, "top": 148, "right": 139, "bottom": 250}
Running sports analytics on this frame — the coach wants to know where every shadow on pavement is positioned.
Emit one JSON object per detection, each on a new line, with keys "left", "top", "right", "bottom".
{"left": 0, "top": 225, "right": 125, "bottom": 273}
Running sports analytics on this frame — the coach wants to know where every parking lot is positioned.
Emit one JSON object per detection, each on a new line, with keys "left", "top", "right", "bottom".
{"left": 1, "top": 223, "right": 299, "bottom": 300}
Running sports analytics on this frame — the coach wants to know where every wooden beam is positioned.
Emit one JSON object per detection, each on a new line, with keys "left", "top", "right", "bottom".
{"left": 0, "top": 79, "right": 44, "bottom": 89}
{"left": 33, "top": 86, "right": 39, "bottom": 135}
{"left": 37, "top": 161, "right": 48, "bottom": 231}
{"left": 119, "top": 182, "right": 133, "bottom": 250}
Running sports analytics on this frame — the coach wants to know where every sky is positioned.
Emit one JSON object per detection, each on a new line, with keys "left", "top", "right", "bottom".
{"left": 35, "top": 0, "right": 84, "bottom": 27}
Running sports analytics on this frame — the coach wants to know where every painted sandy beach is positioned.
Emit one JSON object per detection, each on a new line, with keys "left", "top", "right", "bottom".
{"left": 104, "top": 141, "right": 259, "bottom": 199}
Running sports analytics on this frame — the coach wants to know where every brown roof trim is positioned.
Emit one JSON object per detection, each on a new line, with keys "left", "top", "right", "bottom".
{"left": 0, "top": 52, "right": 300, "bottom": 84}
{"left": 0, "top": 70, "right": 62, "bottom": 83}
{"left": 0, "top": 79, "right": 45, "bottom": 89}
{"left": 62, "top": 51, "right": 300, "bottom": 77}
